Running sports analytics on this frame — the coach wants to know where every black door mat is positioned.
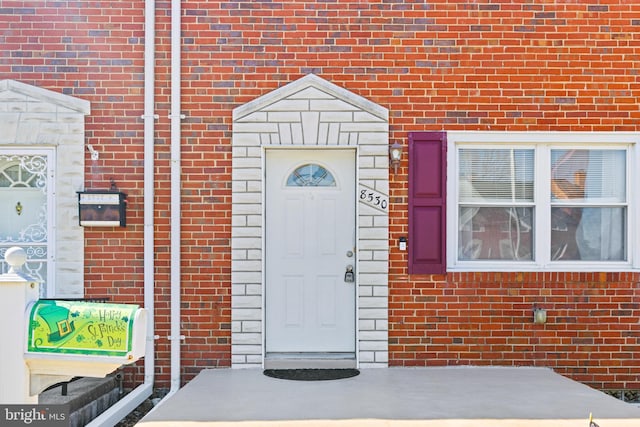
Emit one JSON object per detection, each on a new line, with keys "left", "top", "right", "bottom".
{"left": 264, "top": 368, "right": 360, "bottom": 381}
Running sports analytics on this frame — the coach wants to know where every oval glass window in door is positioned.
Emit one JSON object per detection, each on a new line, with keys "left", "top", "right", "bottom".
{"left": 286, "top": 164, "right": 336, "bottom": 187}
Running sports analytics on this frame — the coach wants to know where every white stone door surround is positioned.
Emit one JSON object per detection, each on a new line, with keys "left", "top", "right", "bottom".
{"left": 231, "top": 74, "right": 389, "bottom": 368}
{"left": 0, "top": 80, "right": 89, "bottom": 298}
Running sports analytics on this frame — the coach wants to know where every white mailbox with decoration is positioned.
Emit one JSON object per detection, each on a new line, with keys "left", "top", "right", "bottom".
{"left": 0, "top": 247, "right": 147, "bottom": 403}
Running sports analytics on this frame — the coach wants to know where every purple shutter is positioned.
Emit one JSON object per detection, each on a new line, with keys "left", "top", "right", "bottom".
{"left": 408, "top": 132, "right": 447, "bottom": 275}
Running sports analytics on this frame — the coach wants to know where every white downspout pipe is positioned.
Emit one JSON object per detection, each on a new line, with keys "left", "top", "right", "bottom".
{"left": 136, "top": 0, "right": 183, "bottom": 414}
{"left": 168, "top": 0, "right": 183, "bottom": 396}
{"left": 86, "top": 0, "right": 156, "bottom": 425}
{"left": 131, "top": 0, "right": 183, "bottom": 414}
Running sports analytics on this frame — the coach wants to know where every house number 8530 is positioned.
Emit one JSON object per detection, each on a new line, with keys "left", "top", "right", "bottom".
{"left": 359, "top": 185, "right": 388, "bottom": 213}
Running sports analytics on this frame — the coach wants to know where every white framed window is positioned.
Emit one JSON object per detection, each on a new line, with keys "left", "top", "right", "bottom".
{"left": 447, "top": 132, "right": 637, "bottom": 271}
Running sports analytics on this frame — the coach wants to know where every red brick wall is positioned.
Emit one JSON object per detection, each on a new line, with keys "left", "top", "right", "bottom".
{"left": 2, "top": 1, "right": 232, "bottom": 386}
{"left": 3, "top": 1, "right": 639, "bottom": 390}
{"left": 388, "top": 271, "right": 640, "bottom": 390}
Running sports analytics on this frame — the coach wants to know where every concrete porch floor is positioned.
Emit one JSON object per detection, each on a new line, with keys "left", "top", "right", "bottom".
{"left": 138, "top": 367, "right": 640, "bottom": 427}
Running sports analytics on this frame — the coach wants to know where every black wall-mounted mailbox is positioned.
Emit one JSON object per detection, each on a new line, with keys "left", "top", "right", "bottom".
{"left": 78, "top": 191, "right": 127, "bottom": 227}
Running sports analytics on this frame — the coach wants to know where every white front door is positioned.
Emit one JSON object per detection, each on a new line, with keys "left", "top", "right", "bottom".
{"left": 265, "top": 149, "right": 356, "bottom": 359}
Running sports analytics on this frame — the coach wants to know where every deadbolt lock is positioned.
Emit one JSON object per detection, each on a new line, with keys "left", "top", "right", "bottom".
{"left": 344, "top": 265, "right": 355, "bottom": 283}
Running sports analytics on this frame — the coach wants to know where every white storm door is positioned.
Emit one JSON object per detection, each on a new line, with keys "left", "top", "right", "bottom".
{"left": 0, "top": 151, "right": 53, "bottom": 296}
{"left": 266, "top": 149, "right": 356, "bottom": 354}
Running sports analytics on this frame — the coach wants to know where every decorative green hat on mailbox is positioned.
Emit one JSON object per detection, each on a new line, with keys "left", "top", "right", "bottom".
{"left": 37, "top": 302, "right": 75, "bottom": 342}
{"left": 28, "top": 299, "right": 139, "bottom": 356}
